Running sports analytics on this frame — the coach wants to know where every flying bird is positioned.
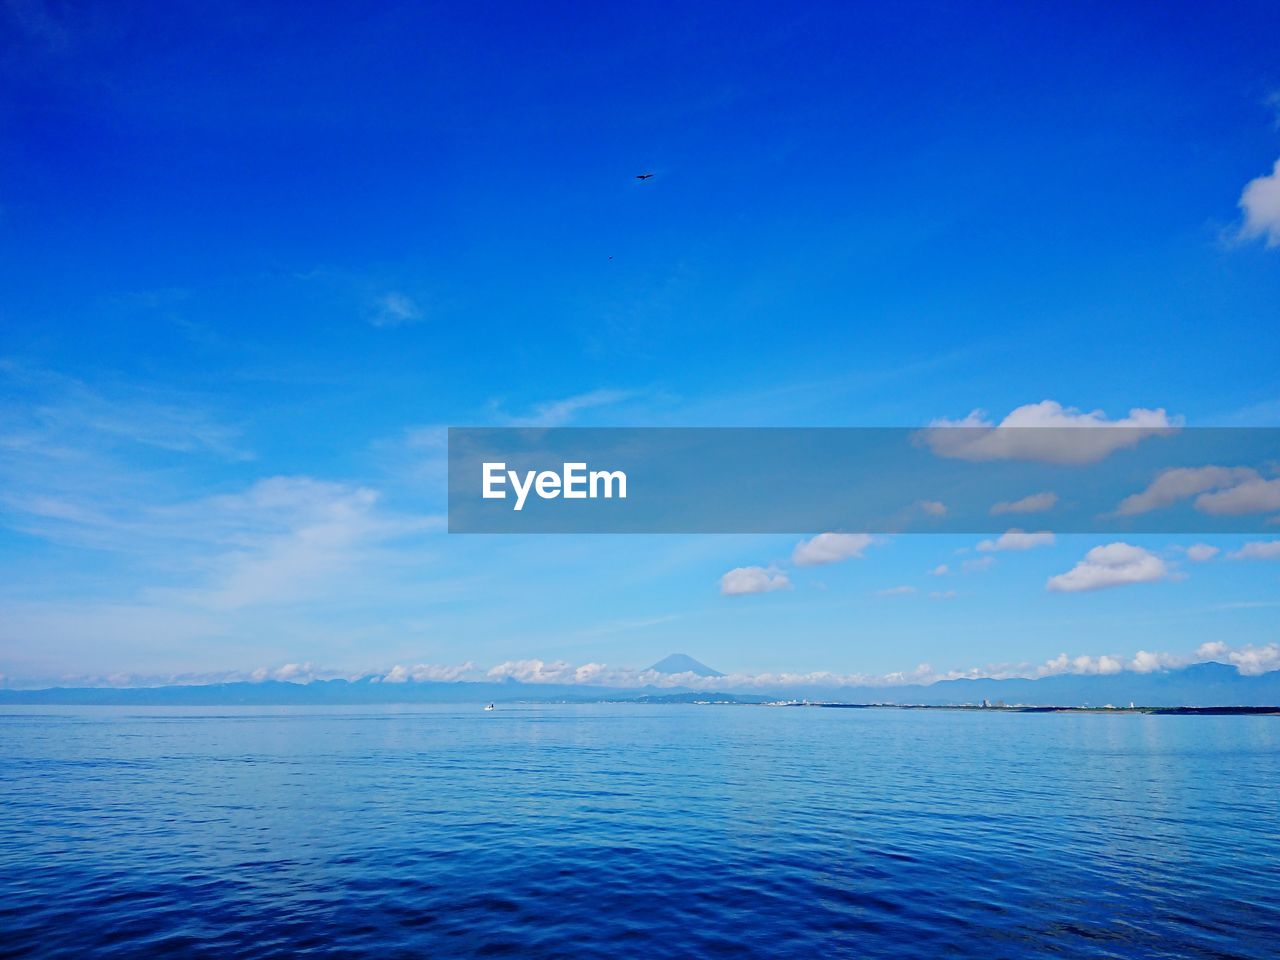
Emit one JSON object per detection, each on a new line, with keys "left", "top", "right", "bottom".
{"left": 635, "top": 172, "right": 654, "bottom": 180}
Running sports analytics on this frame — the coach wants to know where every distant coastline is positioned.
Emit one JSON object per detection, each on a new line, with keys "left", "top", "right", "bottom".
{"left": 2, "top": 659, "right": 1279, "bottom": 713}
{"left": 790, "top": 702, "right": 1280, "bottom": 716}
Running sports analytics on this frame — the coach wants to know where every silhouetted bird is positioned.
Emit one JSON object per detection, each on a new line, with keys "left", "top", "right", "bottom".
{"left": 635, "top": 172, "right": 654, "bottom": 180}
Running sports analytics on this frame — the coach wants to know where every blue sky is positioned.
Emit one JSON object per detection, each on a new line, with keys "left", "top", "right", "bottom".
{"left": 1, "top": 1, "right": 1279, "bottom": 686}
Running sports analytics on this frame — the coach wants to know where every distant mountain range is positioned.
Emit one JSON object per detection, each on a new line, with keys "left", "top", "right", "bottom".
{"left": 2, "top": 661, "right": 1278, "bottom": 708}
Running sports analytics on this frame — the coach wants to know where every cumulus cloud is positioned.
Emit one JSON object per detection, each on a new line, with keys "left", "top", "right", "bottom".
{"left": 383, "top": 662, "right": 477, "bottom": 683}
{"left": 1239, "top": 158, "right": 1280, "bottom": 247}
{"left": 1037, "top": 653, "right": 1125, "bottom": 676}
{"left": 920, "top": 401, "right": 1179, "bottom": 464}
{"left": 1115, "top": 466, "right": 1260, "bottom": 515}
{"left": 250, "top": 662, "right": 322, "bottom": 683}
{"left": 368, "top": 292, "right": 424, "bottom": 327}
{"left": 486, "top": 659, "right": 577, "bottom": 683}
{"left": 483, "top": 659, "right": 710, "bottom": 687}
{"left": 977, "top": 529, "right": 1056, "bottom": 552}
{"left": 931, "top": 564, "right": 949, "bottom": 576}
{"left": 918, "top": 500, "right": 947, "bottom": 517}
{"left": 990, "top": 491, "right": 1058, "bottom": 515}
{"left": 1229, "top": 540, "right": 1280, "bottom": 560}
{"left": 719, "top": 566, "right": 791, "bottom": 595}
{"left": 792, "top": 532, "right": 875, "bottom": 566}
{"left": 1046, "top": 542, "right": 1169, "bottom": 592}
{"left": 1197, "top": 641, "right": 1280, "bottom": 676}
{"left": 1129, "top": 650, "right": 1184, "bottom": 673}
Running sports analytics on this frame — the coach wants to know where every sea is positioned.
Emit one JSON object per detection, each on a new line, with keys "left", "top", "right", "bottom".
{"left": 1, "top": 703, "right": 1277, "bottom": 959}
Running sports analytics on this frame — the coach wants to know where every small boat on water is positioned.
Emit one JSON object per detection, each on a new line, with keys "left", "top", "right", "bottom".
{"left": 484, "top": 703, "right": 495, "bottom": 711}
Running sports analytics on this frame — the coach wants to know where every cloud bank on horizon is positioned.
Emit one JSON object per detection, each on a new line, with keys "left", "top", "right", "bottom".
{"left": 18, "top": 638, "right": 1280, "bottom": 692}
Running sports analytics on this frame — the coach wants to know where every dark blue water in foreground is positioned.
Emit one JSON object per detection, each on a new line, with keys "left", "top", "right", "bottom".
{"left": 2, "top": 705, "right": 1278, "bottom": 959}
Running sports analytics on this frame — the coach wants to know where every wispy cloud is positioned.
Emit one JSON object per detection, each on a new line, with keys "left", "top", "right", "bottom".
{"left": 166, "top": 476, "right": 440, "bottom": 611}
{"left": 498, "top": 388, "right": 635, "bottom": 427}
{"left": 990, "top": 491, "right": 1058, "bottom": 515}
{"left": 1115, "top": 466, "right": 1261, "bottom": 516}
{"left": 0, "top": 360, "right": 254, "bottom": 550}
{"left": 977, "top": 530, "right": 1055, "bottom": 552}
{"left": 1228, "top": 540, "right": 1280, "bottom": 561}
{"left": 367, "top": 292, "right": 424, "bottom": 327}
{"left": 0, "top": 359, "right": 250, "bottom": 461}
{"left": 877, "top": 585, "right": 916, "bottom": 597}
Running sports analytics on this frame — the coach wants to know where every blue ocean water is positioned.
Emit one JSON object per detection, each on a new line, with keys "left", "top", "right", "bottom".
{"left": 1, "top": 705, "right": 1277, "bottom": 959}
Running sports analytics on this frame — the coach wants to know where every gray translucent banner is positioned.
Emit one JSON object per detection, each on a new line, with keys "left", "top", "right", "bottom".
{"left": 448, "top": 427, "right": 1280, "bottom": 533}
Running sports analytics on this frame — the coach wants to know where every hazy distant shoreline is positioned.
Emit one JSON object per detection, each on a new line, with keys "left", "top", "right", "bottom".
{"left": 4, "top": 659, "right": 1280, "bottom": 710}
{"left": 794, "top": 703, "right": 1280, "bottom": 716}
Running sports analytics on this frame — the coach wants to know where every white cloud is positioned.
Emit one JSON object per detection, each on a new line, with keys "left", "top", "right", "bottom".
{"left": 931, "top": 564, "right": 949, "bottom": 576}
{"left": 249, "top": 662, "right": 321, "bottom": 683}
{"left": 792, "top": 532, "right": 876, "bottom": 566}
{"left": 719, "top": 566, "right": 791, "bottom": 596}
{"left": 977, "top": 529, "right": 1055, "bottom": 552}
{"left": 1229, "top": 540, "right": 1280, "bottom": 560}
{"left": 877, "top": 585, "right": 916, "bottom": 596}
{"left": 22, "top": 639, "right": 1280, "bottom": 693}
{"left": 921, "top": 401, "right": 1179, "bottom": 464}
{"left": 929, "top": 590, "right": 958, "bottom": 600}
{"left": 1184, "top": 543, "right": 1220, "bottom": 562}
{"left": 990, "top": 491, "right": 1058, "bottom": 515}
{"left": 919, "top": 500, "right": 947, "bottom": 517}
{"left": 1046, "top": 542, "right": 1169, "bottom": 593}
{"left": 383, "top": 662, "right": 477, "bottom": 683}
{"left": 1239, "top": 158, "right": 1280, "bottom": 247}
{"left": 436, "top": 642, "right": 1280, "bottom": 688}
{"left": 1129, "top": 650, "right": 1183, "bottom": 673}
{"left": 1197, "top": 641, "right": 1280, "bottom": 676}
{"left": 486, "top": 659, "right": 577, "bottom": 683}
{"left": 368, "top": 292, "right": 423, "bottom": 327}
{"left": 961, "top": 556, "right": 994, "bottom": 572}
{"left": 1115, "top": 466, "right": 1259, "bottom": 515}
{"left": 1195, "top": 477, "right": 1280, "bottom": 515}
{"left": 502, "top": 389, "right": 634, "bottom": 427}
{"left": 1037, "top": 653, "right": 1125, "bottom": 675}
{"left": 184, "top": 476, "right": 436, "bottom": 611}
